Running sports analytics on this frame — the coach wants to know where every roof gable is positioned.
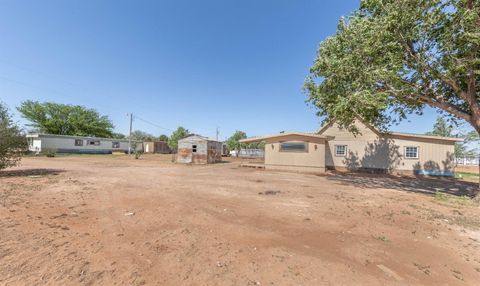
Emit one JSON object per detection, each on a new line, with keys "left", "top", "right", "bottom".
{"left": 317, "top": 119, "right": 462, "bottom": 143}
{"left": 317, "top": 120, "right": 380, "bottom": 139}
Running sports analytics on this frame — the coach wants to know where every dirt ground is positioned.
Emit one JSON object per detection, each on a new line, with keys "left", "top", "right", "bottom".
{"left": 1, "top": 155, "right": 479, "bottom": 286}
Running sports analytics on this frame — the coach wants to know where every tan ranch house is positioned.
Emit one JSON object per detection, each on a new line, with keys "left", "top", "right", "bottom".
{"left": 240, "top": 120, "right": 462, "bottom": 176}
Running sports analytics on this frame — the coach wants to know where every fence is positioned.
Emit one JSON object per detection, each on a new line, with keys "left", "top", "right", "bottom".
{"left": 455, "top": 156, "right": 479, "bottom": 166}
{"left": 236, "top": 149, "right": 265, "bottom": 158}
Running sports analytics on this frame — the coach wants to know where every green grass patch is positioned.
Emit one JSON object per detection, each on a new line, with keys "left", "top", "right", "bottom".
{"left": 374, "top": 235, "right": 389, "bottom": 242}
{"left": 433, "top": 191, "right": 472, "bottom": 206}
{"left": 455, "top": 171, "right": 479, "bottom": 179}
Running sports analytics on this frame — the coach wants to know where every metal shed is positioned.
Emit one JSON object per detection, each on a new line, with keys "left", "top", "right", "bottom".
{"left": 177, "top": 135, "right": 222, "bottom": 164}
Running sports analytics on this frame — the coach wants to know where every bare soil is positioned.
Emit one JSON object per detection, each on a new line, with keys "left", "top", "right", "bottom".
{"left": 1, "top": 155, "right": 479, "bottom": 285}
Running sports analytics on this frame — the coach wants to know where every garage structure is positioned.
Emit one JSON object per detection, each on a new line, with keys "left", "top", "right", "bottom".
{"left": 240, "top": 132, "right": 333, "bottom": 173}
{"left": 177, "top": 135, "right": 222, "bottom": 164}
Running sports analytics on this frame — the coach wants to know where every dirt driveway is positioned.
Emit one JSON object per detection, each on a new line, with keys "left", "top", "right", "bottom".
{"left": 1, "top": 155, "right": 479, "bottom": 285}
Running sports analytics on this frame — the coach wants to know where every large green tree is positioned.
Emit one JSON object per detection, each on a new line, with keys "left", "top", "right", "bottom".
{"left": 17, "top": 101, "right": 114, "bottom": 138}
{"left": 226, "top": 131, "right": 247, "bottom": 157}
{"left": 168, "top": 127, "right": 189, "bottom": 151}
{"left": 305, "top": 0, "right": 480, "bottom": 136}
{"left": 0, "top": 103, "right": 27, "bottom": 170}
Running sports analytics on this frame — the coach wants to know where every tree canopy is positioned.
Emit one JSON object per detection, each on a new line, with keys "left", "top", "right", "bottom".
{"left": 425, "top": 116, "right": 473, "bottom": 156}
{"left": 305, "top": 0, "right": 480, "bottom": 135}
{"left": 226, "top": 131, "right": 247, "bottom": 155}
{"left": 0, "top": 103, "right": 27, "bottom": 170}
{"left": 111, "top": 133, "right": 126, "bottom": 139}
{"left": 158, "top": 134, "right": 169, "bottom": 142}
{"left": 225, "top": 131, "right": 264, "bottom": 156}
{"left": 168, "top": 127, "right": 189, "bottom": 151}
{"left": 130, "top": 130, "right": 156, "bottom": 141}
{"left": 17, "top": 101, "right": 114, "bottom": 138}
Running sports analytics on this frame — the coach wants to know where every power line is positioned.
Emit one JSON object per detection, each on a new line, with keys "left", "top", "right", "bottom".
{"left": 132, "top": 114, "right": 174, "bottom": 132}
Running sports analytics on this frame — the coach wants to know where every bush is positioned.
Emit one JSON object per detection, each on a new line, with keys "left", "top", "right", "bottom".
{"left": 134, "top": 150, "right": 143, "bottom": 160}
{"left": 0, "top": 103, "right": 27, "bottom": 170}
{"left": 43, "top": 149, "right": 56, "bottom": 157}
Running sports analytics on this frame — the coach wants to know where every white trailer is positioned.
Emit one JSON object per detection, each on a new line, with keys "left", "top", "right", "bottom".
{"left": 26, "top": 133, "right": 143, "bottom": 154}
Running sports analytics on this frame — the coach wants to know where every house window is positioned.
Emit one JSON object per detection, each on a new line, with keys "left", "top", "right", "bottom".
{"left": 112, "top": 142, "right": 120, "bottom": 148}
{"left": 404, "top": 146, "right": 418, "bottom": 159}
{"left": 87, "top": 140, "right": 100, "bottom": 146}
{"left": 74, "top": 139, "right": 83, "bottom": 146}
{"left": 335, "top": 145, "right": 347, "bottom": 156}
{"left": 192, "top": 145, "right": 197, "bottom": 153}
{"left": 279, "top": 142, "right": 307, "bottom": 152}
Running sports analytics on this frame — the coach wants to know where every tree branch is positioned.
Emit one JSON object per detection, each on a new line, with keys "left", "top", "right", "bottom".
{"left": 381, "top": 82, "right": 473, "bottom": 123}
{"left": 401, "top": 36, "right": 471, "bottom": 104}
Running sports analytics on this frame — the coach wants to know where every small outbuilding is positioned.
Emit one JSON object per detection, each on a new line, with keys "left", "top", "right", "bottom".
{"left": 177, "top": 135, "right": 222, "bottom": 164}
{"left": 143, "top": 141, "right": 171, "bottom": 154}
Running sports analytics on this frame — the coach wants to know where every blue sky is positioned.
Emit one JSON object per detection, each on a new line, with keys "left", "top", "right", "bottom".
{"left": 0, "top": 0, "right": 468, "bottom": 140}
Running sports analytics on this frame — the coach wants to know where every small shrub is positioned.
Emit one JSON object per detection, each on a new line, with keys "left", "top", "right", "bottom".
{"left": 43, "top": 149, "right": 56, "bottom": 158}
{"left": 374, "top": 235, "right": 389, "bottom": 242}
{"left": 134, "top": 150, "right": 143, "bottom": 160}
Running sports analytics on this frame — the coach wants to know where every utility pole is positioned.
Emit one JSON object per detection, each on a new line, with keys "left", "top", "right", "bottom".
{"left": 128, "top": 113, "right": 133, "bottom": 155}
{"left": 216, "top": 126, "right": 219, "bottom": 141}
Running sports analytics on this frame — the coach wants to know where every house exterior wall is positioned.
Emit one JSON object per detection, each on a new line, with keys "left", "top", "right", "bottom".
{"left": 320, "top": 122, "right": 456, "bottom": 174}
{"left": 263, "top": 134, "right": 326, "bottom": 173}
{"left": 27, "top": 135, "right": 141, "bottom": 154}
{"left": 207, "top": 141, "right": 222, "bottom": 163}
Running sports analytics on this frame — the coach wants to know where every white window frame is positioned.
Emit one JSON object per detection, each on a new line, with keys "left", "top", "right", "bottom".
{"left": 404, "top": 146, "right": 419, "bottom": 159}
{"left": 335, "top": 145, "right": 347, "bottom": 157}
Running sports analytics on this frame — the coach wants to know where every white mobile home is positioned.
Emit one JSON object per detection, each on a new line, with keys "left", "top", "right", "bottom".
{"left": 26, "top": 134, "right": 142, "bottom": 154}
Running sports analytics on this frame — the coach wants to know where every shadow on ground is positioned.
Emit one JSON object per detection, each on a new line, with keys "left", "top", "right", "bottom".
{"left": 327, "top": 172, "right": 478, "bottom": 198}
{"left": 0, "top": 169, "right": 65, "bottom": 177}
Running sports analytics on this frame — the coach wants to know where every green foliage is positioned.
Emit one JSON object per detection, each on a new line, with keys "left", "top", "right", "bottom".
{"left": 0, "top": 103, "right": 27, "bottom": 170}
{"left": 42, "top": 149, "right": 56, "bottom": 158}
{"left": 305, "top": 0, "right": 480, "bottom": 134}
{"left": 17, "top": 100, "right": 114, "bottom": 137}
{"left": 226, "top": 131, "right": 247, "bottom": 155}
{"left": 168, "top": 127, "right": 189, "bottom": 151}
{"left": 426, "top": 116, "right": 469, "bottom": 156}
{"left": 130, "top": 130, "right": 155, "bottom": 141}
{"left": 111, "top": 132, "right": 126, "bottom": 139}
{"left": 158, "top": 134, "right": 169, "bottom": 142}
{"left": 225, "top": 131, "right": 265, "bottom": 156}
{"left": 434, "top": 191, "right": 471, "bottom": 205}
{"left": 134, "top": 149, "right": 143, "bottom": 160}
{"left": 425, "top": 116, "right": 454, "bottom": 137}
